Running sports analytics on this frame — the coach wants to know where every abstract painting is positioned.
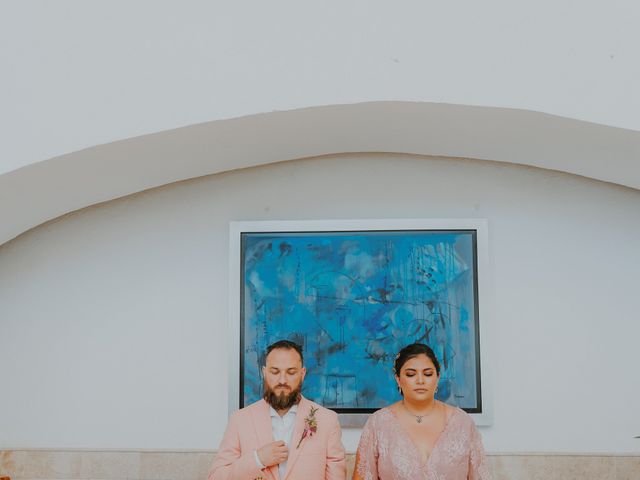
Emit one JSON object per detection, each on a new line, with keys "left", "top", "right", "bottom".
{"left": 239, "top": 227, "right": 483, "bottom": 414}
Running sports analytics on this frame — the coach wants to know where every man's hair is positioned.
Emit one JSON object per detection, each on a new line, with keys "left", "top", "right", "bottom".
{"left": 264, "top": 340, "right": 304, "bottom": 364}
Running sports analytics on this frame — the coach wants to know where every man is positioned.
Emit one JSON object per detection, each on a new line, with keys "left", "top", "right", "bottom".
{"left": 209, "top": 340, "right": 346, "bottom": 480}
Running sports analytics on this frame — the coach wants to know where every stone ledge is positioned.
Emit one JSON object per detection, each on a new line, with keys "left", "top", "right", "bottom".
{"left": 1, "top": 450, "right": 639, "bottom": 480}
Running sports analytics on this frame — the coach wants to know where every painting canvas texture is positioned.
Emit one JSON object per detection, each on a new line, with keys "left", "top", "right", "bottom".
{"left": 241, "top": 230, "right": 481, "bottom": 412}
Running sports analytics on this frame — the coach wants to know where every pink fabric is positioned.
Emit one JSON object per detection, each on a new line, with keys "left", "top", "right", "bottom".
{"left": 355, "top": 407, "right": 490, "bottom": 480}
{"left": 209, "top": 396, "right": 346, "bottom": 480}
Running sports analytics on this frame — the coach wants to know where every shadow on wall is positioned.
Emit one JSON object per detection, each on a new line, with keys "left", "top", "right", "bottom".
{"left": 2, "top": 101, "right": 640, "bottom": 247}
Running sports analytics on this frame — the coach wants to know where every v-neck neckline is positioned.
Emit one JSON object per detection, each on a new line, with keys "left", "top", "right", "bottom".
{"left": 387, "top": 403, "right": 458, "bottom": 466}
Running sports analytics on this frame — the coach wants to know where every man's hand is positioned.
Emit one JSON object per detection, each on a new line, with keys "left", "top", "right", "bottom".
{"left": 257, "top": 440, "right": 289, "bottom": 467}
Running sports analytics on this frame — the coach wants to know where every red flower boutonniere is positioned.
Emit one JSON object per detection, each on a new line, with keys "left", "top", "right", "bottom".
{"left": 296, "top": 406, "right": 318, "bottom": 449}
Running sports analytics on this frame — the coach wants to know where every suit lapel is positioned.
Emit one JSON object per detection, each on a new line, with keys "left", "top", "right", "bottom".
{"left": 251, "top": 399, "right": 279, "bottom": 480}
{"left": 283, "top": 397, "right": 310, "bottom": 480}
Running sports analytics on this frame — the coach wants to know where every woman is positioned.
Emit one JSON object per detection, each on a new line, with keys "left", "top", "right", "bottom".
{"left": 353, "top": 343, "right": 490, "bottom": 480}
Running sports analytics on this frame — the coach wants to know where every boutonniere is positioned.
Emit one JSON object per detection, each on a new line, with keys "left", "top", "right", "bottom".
{"left": 296, "top": 406, "right": 318, "bottom": 448}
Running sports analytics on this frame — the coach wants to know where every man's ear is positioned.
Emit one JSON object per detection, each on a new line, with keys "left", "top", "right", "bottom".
{"left": 262, "top": 365, "right": 266, "bottom": 378}
{"left": 301, "top": 367, "right": 307, "bottom": 381}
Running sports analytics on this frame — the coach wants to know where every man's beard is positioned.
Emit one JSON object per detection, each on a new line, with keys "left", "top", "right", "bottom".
{"left": 263, "top": 383, "right": 302, "bottom": 410}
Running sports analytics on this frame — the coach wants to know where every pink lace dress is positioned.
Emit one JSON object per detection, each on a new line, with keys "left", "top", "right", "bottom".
{"left": 354, "top": 406, "right": 490, "bottom": 480}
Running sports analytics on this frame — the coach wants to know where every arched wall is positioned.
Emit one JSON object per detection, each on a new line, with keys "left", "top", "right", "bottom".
{"left": 1, "top": 153, "right": 638, "bottom": 453}
{"left": 3, "top": 1, "right": 640, "bottom": 173}
{"left": 3, "top": 1, "right": 640, "bottom": 247}
{"left": 3, "top": 102, "right": 640, "bottom": 246}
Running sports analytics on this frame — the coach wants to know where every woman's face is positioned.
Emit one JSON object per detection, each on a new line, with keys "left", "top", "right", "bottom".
{"left": 395, "top": 353, "right": 439, "bottom": 402}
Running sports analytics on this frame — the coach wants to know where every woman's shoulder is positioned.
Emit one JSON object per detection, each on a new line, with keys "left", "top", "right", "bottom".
{"left": 364, "top": 404, "right": 397, "bottom": 427}
{"left": 374, "top": 404, "right": 396, "bottom": 419}
{"left": 443, "top": 403, "right": 477, "bottom": 429}
{"left": 365, "top": 402, "right": 475, "bottom": 427}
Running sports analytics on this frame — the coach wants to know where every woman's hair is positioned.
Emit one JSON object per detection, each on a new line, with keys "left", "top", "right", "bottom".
{"left": 394, "top": 343, "right": 441, "bottom": 376}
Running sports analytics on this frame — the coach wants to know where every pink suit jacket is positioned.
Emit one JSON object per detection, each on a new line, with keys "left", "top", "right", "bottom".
{"left": 209, "top": 396, "right": 346, "bottom": 480}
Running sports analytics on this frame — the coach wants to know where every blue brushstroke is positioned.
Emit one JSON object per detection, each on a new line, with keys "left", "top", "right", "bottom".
{"left": 242, "top": 231, "right": 479, "bottom": 410}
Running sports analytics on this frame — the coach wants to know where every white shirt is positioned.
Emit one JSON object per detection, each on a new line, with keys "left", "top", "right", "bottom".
{"left": 254, "top": 404, "right": 298, "bottom": 479}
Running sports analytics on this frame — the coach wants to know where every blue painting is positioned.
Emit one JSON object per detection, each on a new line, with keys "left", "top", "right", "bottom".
{"left": 240, "top": 230, "right": 481, "bottom": 412}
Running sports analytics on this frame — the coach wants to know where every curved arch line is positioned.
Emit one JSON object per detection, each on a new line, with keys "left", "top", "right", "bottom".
{"left": 2, "top": 101, "right": 639, "bottom": 246}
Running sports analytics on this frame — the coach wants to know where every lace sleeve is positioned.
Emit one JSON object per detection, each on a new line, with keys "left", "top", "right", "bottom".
{"left": 468, "top": 424, "right": 491, "bottom": 480}
{"left": 353, "top": 415, "right": 379, "bottom": 480}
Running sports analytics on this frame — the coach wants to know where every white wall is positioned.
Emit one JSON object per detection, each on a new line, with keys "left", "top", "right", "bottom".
{"left": 3, "top": 1, "right": 640, "bottom": 248}
{"left": 2, "top": 1, "right": 640, "bottom": 172}
{"left": 1, "top": 154, "right": 639, "bottom": 453}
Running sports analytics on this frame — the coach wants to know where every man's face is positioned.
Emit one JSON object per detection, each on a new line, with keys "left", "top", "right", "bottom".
{"left": 262, "top": 348, "right": 306, "bottom": 411}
